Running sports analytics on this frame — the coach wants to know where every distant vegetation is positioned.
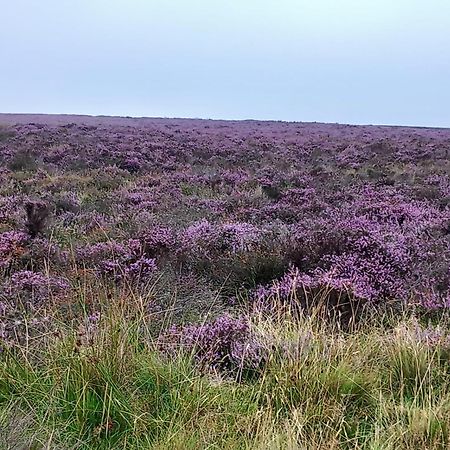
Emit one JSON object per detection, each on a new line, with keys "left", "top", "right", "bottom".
{"left": 0, "top": 118, "right": 449, "bottom": 448}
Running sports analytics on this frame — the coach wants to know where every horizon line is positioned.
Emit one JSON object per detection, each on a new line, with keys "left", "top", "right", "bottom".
{"left": 0, "top": 112, "right": 449, "bottom": 131}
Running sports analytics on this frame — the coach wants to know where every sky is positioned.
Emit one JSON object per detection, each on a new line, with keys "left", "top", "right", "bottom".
{"left": 1, "top": 0, "right": 450, "bottom": 127}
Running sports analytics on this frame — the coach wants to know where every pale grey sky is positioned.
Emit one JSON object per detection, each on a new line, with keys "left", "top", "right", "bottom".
{"left": 1, "top": 0, "right": 449, "bottom": 126}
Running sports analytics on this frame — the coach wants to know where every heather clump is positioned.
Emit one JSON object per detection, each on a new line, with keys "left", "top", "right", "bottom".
{"left": 118, "top": 155, "right": 143, "bottom": 173}
{"left": 54, "top": 191, "right": 81, "bottom": 214}
{"left": 7, "top": 149, "right": 38, "bottom": 172}
{"left": 253, "top": 267, "right": 364, "bottom": 328}
{"left": 140, "top": 225, "right": 176, "bottom": 259}
{"left": 282, "top": 190, "right": 450, "bottom": 309}
{"left": 125, "top": 256, "right": 157, "bottom": 279}
{"left": 252, "top": 194, "right": 449, "bottom": 324}
{"left": 20, "top": 237, "right": 69, "bottom": 271}
{"left": 2, "top": 270, "right": 69, "bottom": 307}
{"left": 78, "top": 239, "right": 157, "bottom": 282}
{"left": 177, "top": 220, "right": 288, "bottom": 291}
{"left": 179, "top": 220, "right": 263, "bottom": 262}
{"left": 0, "top": 195, "right": 23, "bottom": 228}
{"left": 160, "top": 314, "right": 266, "bottom": 379}
{"left": 0, "top": 230, "right": 29, "bottom": 271}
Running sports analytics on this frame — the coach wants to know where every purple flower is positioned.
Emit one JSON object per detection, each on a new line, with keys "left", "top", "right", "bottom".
{"left": 5, "top": 270, "right": 69, "bottom": 306}
{"left": 0, "top": 230, "right": 29, "bottom": 268}
{"left": 180, "top": 220, "right": 262, "bottom": 261}
{"left": 141, "top": 225, "right": 175, "bottom": 258}
{"left": 125, "top": 256, "right": 157, "bottom": 279}
{"left": 78, "top": 239, "right": 158, "bottom": 282}
{"left": 88, "top": 311, "right": 101, "bottom": 323}
{"left": 160, "top": 314, "right": 266, "bottom": 377}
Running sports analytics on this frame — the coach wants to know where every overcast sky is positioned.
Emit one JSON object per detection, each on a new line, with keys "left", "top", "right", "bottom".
{"left": 1, "top": 0, "right": 450, "bottom": 127}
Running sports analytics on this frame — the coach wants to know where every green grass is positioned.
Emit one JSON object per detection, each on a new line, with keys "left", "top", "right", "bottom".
{"left": 2, "top": 300, "right": 450, "bottom": 450}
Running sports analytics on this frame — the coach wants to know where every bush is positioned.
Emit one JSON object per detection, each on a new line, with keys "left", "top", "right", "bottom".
{"left": 7, "top": 150, "right": 37, "bottom": 171}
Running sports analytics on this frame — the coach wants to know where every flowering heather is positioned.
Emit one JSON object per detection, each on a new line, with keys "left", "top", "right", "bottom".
{"left": 161, "top": 314, "right": 266, "bottom": 377}
{"left": 78, "top": 240, "right": 134, "bottom": 267}
{"left": 180, "top": 220, "right": 262, "bottom": 260}
{"left": 78, "top": 239, "right": 157, "bottom": 281}
{"left": 140, "top": 225, "right": 175, "bottom": 258}
{"left": 0, "top": 116, "right": 448, "bottom": 313}
{"left": 125, "top": 256, "right": 157, "bottom": 279}
{"left": 4, "top": 270, "right": 69, "bottom": 306}
{"left": 253, "top": 266, "right": 361, "bottom": 322}
{"left": 0, "top": 195, "right": 23, "bottom": 227}
{"left": 27, "top": 237, "right": 69, "bottom": 268}
{"left": 219, "top": 223, "right": 261, "bottom": 253}
{"left": 0, "top": 230, "right": 29, "bottom": 269}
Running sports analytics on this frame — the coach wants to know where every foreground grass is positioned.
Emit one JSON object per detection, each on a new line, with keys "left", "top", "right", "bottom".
{"left": 1, "top": 302, "right": 450, "bottom": 449}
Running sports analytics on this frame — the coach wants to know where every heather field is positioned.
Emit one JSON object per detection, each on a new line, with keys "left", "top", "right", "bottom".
{"left": 1, "top": 114, "right": 450, "bottom": 449}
